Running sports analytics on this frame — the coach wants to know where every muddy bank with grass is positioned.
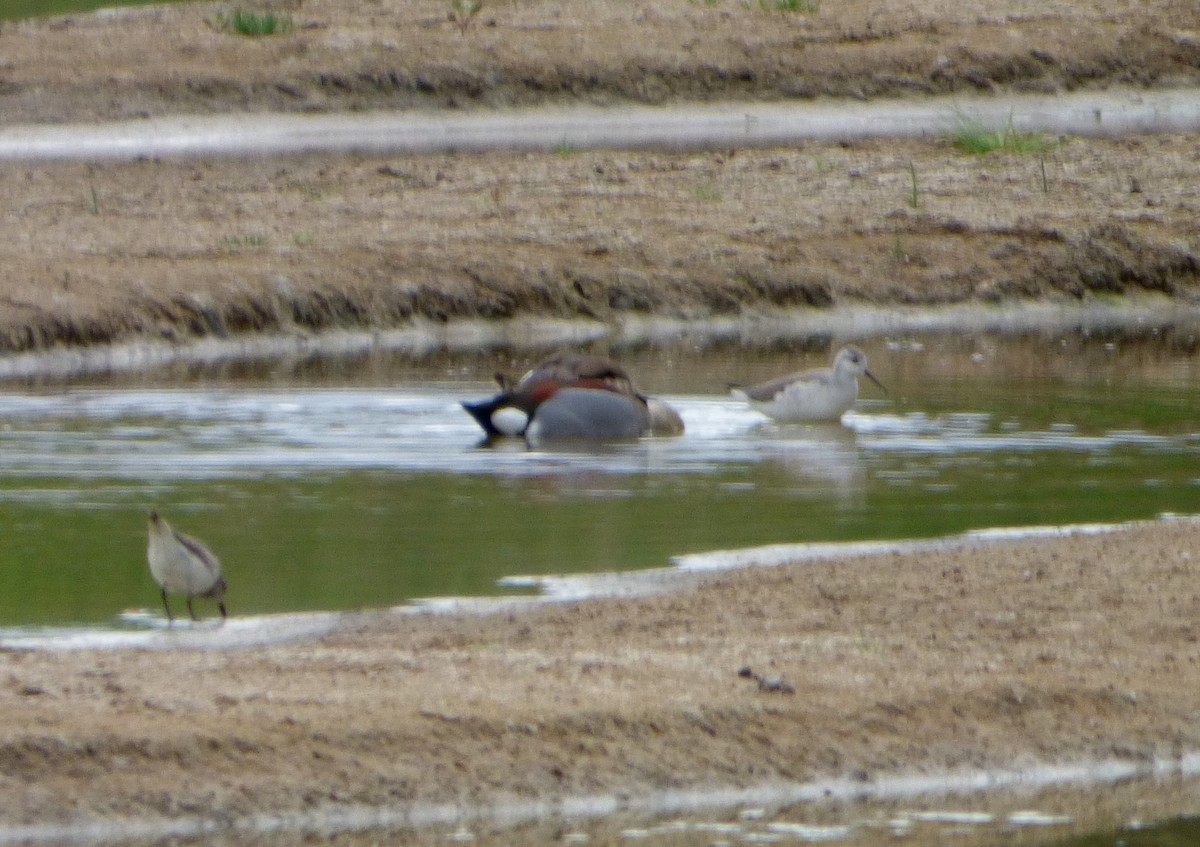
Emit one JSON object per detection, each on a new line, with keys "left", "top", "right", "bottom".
{"left": 2, "top": 133, "right": 1199, "bottom": 360}
{"left": 0, "top": 0, "right": 1199, "bottom": 360}
{"left": 2, "top": 0, "right": 1199, "bottom": 125}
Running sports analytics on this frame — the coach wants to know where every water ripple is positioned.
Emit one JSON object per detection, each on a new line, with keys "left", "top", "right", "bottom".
{"left": 0, "top": 388, "right": 1195, "bottom": 489}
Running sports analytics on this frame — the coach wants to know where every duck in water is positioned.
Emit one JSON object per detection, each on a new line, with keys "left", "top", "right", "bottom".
{"left": 462, "top": 352, "right": 684, "bottom": 442}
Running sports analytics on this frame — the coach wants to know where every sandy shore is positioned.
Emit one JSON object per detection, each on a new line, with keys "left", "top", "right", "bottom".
{"left": 3, "top": 518, "right": 1200, "bottom": 837}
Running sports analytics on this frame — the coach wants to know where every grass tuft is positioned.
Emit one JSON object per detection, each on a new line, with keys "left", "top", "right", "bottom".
{"left": 760, "top": 0, "right": 819, "bottom": 11}
{"left": 951, "top": 112, "right": 1057, "bottom": 155}
{"left": 215, "top": 9, "right": 293, "bottom": 37}
{"left": 223, "top": 233, "right": 270, "bottom": 248}
{"left": 449, "top": 0, "right": 483, "bottom": 34}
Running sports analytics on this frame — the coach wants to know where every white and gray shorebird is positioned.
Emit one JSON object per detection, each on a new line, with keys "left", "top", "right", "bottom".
{"left": 146, "top": 511, "right": 227, "bottom": 623}
{"left": 730, "top": 345, "right": 886, "bottom": 422}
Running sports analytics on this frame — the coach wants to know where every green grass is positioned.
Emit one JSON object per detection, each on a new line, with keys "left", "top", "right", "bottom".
{"left": 951, "top": 112, "right": 1058, "bottom": 155}
{"left": 760, "top": 0, "right": 819, "bottom": 11}
{"left": 214, "top": 9, "right": 293, "bottom": 36}
{"left": 906, "top": 160, "right": 920, "bottom": 208}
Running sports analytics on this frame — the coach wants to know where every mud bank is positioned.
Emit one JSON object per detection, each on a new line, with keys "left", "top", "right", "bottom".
{"left": 1, "top": 297, "right": 1198, "bottom": 382}
{"left": 3, "top": 134, "right": 1200, "bottom": 361}
{"left": 2, "top": 1, "right": 1199, "bottom": 361}
{"left": 3, "top": 0, "right": 1198, "bottom": 126}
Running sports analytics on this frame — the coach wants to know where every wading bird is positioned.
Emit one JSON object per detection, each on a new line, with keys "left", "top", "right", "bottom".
{"left": 730, "top": 346, "right": 886, "bottom": 422}
{"left": 146, "top": 511, "right": 227, "bottom": 623}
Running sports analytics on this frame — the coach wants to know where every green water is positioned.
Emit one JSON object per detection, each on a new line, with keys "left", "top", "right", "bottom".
{"left": 0, "top": 335, "right": 1196, "bottom": 627}
{"left": 2, "top": 439, "right": 1196, "bottom": 626}
{"left": 0, "top": 0, "right": 186, "bottom": 20}
{"left": 1059, "top": 815, "right": 1200, "bottom": 846}
{"left": 0, "top": 330, "right": 1197, "bottom": 628}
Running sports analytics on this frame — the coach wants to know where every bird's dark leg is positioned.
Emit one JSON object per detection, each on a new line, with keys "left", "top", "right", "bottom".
{"left": 160, "top": 588, "right": 174, "bottom": 624}
{"left": 187, "top": 596, "right": 199, "bottom": 622}
{"left": 218, "top": 601, "right": 227, "bottom": 621}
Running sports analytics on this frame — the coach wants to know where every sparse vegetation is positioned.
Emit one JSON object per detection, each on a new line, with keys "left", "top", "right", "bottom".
{"left": 223, "top": 233, "right": 269, "bottom": 248}
{"left": 449, "top": 0, "right": 483, "bottom": 34}
{"left": 906, "top": 161, "right": 920, "bottom": 208}
{"left": 951, "top": 112, "right": 1058, "bottom": 155}
{"left": 693, "top": 183, "right": 723, "bottom": 202}
{"left": 552, "top": 140, "right": 580, "bottom": 155}
{"left": 214, "top": 9, "right": 293, "bottom": 37}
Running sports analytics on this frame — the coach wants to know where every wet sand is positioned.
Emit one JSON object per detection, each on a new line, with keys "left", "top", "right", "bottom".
{"left": 3, "top": 519, "right": 1200, "bottom": 837}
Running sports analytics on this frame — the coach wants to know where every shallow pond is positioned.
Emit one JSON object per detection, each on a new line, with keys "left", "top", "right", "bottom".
{"left": 0, "top": 327, "right": 1197, "bottom": 631}
{"left": 401, "top": 765, "right": 1200, "bottom": 847}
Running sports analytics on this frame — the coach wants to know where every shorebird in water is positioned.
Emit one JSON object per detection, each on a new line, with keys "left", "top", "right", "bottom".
{"left": 146, "top": 511, "right": 227, "bottom": 623}
{"left": 730, "top": 345, "right": 886, "bottom": 422}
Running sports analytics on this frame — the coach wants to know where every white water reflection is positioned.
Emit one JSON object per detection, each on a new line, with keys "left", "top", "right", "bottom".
{"left": 0, "top": 748, "right": 1191, "bottom": 846}
{"left": 0, "top": 386, "right": 1190, "bottom": 491}
{"left": 0, "top": 387, "right": 764, "bottom": 483}
{"left": 851, "top": 410, "right": 1177, "bottom": 454}
{"left": 1, "top": 609, "right": 345, "bottom": 651}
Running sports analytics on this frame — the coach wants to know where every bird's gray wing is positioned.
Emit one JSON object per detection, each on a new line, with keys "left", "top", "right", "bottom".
{"left": 741, "top": 369, "right": 825, "bottom": 402}
{"left": 174, "top": 530, "right": 221, "bottom": 576}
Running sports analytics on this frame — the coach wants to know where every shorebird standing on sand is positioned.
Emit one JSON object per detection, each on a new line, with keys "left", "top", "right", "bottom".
{"left": 146, "top": 511, "right": 227, "bottom": 623}
{"left": 730, "top": 345, "right": 886, "bottom": 422}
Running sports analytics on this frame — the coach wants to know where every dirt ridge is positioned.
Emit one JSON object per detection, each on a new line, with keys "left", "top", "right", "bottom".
{"left": 3, "top": 1, "right": 1199, "bottom": 124}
